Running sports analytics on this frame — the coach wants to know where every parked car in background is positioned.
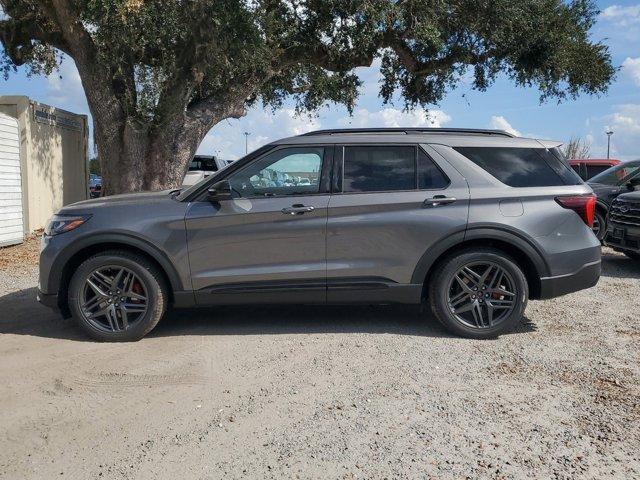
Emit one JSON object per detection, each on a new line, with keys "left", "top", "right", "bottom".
{"left": 89, "top": 174, "right": 102, "bottom": 198}
{"left": 569, "top": 158, "right": 621, "bottom": 181}
{"left": 182, "top": 155, "right": 234, "bottom": 186}
{"left": 588, "top": 160, "right": 640, "bottom": 241}
{"left": 38, "top": 128, "right": 601, "bottom": 342}
{"left": 604, "top": 189, "right": 640, "bottom": 260}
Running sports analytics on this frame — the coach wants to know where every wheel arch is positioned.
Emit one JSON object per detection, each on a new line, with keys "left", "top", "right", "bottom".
{"left": 52, "top": 235, "right": 182, "bottom": 317}
{"left": 412, "top": 228, "right": 549, "bottom": 300}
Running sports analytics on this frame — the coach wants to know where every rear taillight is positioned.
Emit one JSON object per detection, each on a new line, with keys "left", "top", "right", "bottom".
{"left": 555, "top": 194, "right": 596, "bottom": 227}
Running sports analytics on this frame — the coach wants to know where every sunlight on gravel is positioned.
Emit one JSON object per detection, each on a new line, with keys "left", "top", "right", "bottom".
{"left": 0, "top": 248, "right": 638, "bottom": 479}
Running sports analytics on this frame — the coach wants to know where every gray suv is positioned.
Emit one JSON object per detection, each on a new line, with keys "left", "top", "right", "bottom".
{"left": 38, "top": 128, "right": 601, "bottom": 341}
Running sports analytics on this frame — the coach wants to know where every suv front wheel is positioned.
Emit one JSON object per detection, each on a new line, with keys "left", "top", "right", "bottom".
{"left": 428, "top": 248, "right": 528, "bottom": 339}
{"left": 68, "top": 250, "right": 168, "bottom": 341}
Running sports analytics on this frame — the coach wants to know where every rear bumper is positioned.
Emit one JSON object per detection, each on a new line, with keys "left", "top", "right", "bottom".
{"left": 538, "top": 260, "right": 601, "bottom": 299}
{"left": 37, "top": 289, "right": 59, "bottom": 310}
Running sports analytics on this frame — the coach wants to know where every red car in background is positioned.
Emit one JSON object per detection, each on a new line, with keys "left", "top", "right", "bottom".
{"left": 568, "top": 158, "right": 621, "bottom": 181}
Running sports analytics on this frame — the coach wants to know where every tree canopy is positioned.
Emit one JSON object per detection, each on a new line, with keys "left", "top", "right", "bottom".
{"left": 0, "top": 0, "right": 615, "bottom": 193}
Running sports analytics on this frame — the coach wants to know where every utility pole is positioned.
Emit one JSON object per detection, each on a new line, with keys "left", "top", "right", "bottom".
{"left": 606, "top": 130, "right": 614, "bottom": 159}
{"left": 244, "top": 131, "right": 251, "bottom": 154}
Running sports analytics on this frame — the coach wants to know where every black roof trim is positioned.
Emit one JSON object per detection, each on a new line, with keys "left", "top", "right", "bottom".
{"left": 300, "top": 128, "right": 515, "bottom": 138}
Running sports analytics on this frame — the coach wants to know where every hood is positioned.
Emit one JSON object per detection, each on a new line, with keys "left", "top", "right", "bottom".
{"left": 61, "top": 189, "right": 176, "bottom": 212}
{"left": 618, "top": 190, "right": 640, "bottom": 201}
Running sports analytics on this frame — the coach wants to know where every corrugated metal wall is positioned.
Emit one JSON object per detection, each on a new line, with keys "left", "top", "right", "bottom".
{"left": 0, "top": 112, "right": 23, "bottom": 247}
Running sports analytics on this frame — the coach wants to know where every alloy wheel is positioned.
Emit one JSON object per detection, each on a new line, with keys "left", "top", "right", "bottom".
{"left": 446, "top": 261, "right": 517, "bottom": 329}
{"left": 79, "top": 266, "right": 149, "bottom": 332}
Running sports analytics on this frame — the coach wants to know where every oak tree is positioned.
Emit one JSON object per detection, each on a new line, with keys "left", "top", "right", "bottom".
{"left": 1, "top": 0, "right": 614, "bottom": 193}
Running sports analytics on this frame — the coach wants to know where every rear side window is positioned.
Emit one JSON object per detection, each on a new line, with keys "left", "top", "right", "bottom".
{"left": 454, "top": 147, "right": 582, "bottom": 187}
{"left": 343, "top": 146, "right": 415, "bottom": 192}
{"left": 419, "top": 149, "right": 449, "bottom": 189}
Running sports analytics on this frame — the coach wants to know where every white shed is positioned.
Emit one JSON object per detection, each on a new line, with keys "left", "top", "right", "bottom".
{"left": 0, "top": 96, "right": 89, "bottom": 245}
{"left": 0, "top": 112, "right": 23, "bottom": 247}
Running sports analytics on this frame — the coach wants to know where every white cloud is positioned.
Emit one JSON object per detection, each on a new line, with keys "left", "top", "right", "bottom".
{"left": 584, "top": 104, "right": 640, "bottom": 160}
{"left": 606, "top": 104, "right": 640, "bottom": 136}
{"left": 600, "top": 5, "right": 640, "bottom": 27}
{"left": 338, "top": 107, "right": 451, "bottom": 128}
{"left": 622, "top": 57, "right": 640, "bottom": 86}
{"left": 198, "top": 108, "right": 321, "bottom": 158}
{"left": 488, "top": 116, "right": 521, "bottom": 136}
{"left": 45, "top": 57, "right": 88, "bottom": 114}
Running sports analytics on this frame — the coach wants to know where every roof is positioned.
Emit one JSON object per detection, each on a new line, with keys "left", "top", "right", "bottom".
{"left": 272, "top": 127, "right": 560, "bottom": 149}
{"left": 300, "top": 128, "right": 514, "bottom": 137}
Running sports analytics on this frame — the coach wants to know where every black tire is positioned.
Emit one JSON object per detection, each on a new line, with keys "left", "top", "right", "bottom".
{"left": 428, "top": 248, "right": 528, "bottom": 339}
{"left": 593, "top": 209, "right": 606, "bottom": 242}
{"left": 624, "top": 251, "right": 640, "bottom": 261}
{"left": 68, "top": 250, "right": 168, "bottom": 341}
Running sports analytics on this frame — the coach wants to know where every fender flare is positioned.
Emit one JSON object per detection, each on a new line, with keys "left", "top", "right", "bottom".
{"left": 410, "top": 226, "right": 550, "bottom": 284}
{"left": 49, "top": 232, "right": 184, "bottom": 294}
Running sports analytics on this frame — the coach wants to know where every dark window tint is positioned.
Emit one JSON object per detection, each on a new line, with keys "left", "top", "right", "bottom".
{"left": 189, "top": 156, "right": 218, "bottom": 172}
{"left": 343, "top": 146, "right": 415, "bottom": 192}
{"left": 589, "top": 160, "right": 640, "bottom": 186}
{"left": 454, "top": 147, "right": 583, "bottom": 187}
{"left": 418, "top": 149, "right": 449, "bottom": 189}
{"left": 586, "top": 165, "right": 611, "bottom": 179}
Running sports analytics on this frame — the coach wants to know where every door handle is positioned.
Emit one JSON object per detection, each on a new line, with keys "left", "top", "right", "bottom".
{"left": 423, "top": 195, "right": 456, "bottom": 207}
{"left": 281, "top": 204, "right": 315, "bottom": 215}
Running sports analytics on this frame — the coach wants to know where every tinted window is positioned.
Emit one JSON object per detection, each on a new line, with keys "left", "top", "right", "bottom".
{"left": 586, "top": 165, "right": 610, "bottom": 179}
{"left": 589, "top": 161, "right": 640, "bottom": 186}
{"left": 454, "top": 147, "right": 582, "bottom": 187}
{"left": 189, "top": 156, "right": 218, "bottom": 172}
{"left": 228, "top": 147, "right": 323, "bottom": 197}
{"left": 418, "top": 149, "right": 449, "bottom": 189}
{"left": 343, "top": 146, "right": 415, "bottom": 192}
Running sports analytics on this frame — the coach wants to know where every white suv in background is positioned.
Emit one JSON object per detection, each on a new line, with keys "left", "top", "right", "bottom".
{"left": 182, "top": 155, "right": 234, "bottom": 186}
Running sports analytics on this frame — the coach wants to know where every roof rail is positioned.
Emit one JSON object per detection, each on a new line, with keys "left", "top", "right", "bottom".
{"left": 300, "top": 127, "right": 515, "bottom": 138}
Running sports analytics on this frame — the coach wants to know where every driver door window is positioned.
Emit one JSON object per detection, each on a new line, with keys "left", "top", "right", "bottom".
{"left": 228, "top": 147, "right": 324, "bottom": 198}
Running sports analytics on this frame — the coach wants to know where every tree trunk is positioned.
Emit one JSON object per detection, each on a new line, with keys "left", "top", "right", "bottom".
{"left": 95, "top": 113, "right": 218, "bottom": 195}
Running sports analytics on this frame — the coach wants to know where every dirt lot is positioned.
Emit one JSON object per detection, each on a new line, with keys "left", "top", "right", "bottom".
{"left": 0, "top": 240, "right": 639, "bottom": 479}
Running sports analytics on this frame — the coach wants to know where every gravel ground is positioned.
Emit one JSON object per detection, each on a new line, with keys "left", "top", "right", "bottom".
{"left": 0, "top": 247, "right": 639, "bottom": 479}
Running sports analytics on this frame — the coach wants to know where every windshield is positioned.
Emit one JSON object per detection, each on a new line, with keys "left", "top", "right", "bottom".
{"left": 589, "top": 160, "right": 640, "bottom": 186}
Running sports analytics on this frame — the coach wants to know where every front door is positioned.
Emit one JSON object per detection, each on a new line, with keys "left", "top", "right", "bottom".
{"left": 185, "top": 145, "right": 332, "bottom": 305}
{"left": 326, "top": 144, "right": 470, "bottom": 303}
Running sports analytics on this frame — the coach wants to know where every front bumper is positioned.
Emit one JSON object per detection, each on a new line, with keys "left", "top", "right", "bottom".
{"left": 538, "top": 260, "right": 601, "bottom": 299}
{"left": 604, "top": 224, "right": 640, "bottom": 254}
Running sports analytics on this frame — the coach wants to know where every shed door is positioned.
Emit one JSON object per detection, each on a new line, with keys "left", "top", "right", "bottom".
{"left": 0, "top": 113, "right": 24, "bottom": 247}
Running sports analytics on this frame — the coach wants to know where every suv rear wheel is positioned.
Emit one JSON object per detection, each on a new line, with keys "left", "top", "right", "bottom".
{"left": 68, "top": 250, "right": 167, "bottom": 341}
{"left": 428, "top": 248, "right": 528, "bottom": 339}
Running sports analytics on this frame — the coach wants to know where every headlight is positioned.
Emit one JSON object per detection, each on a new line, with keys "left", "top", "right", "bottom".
{"left": 44, "top": 214, "right": 92, "bottom": 236}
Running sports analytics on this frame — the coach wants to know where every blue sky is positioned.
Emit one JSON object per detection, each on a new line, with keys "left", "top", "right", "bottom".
{"left": 1, "top": 1, "right": 639, "bottom": 161}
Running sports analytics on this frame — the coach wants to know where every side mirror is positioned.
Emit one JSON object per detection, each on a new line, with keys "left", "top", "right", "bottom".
{"left": 626, "top": 177, "right": 640, "bottom": 191}
{"left": 207, "top": 180, "right": 232, "bottom": 201}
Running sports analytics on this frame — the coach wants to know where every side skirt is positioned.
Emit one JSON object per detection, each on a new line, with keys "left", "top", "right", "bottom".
{"left": 189, "top": 278, "right": 423, "bottom": 307}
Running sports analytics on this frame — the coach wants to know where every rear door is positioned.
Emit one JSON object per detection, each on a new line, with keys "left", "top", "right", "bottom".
{"left": 185, "top": 145, "right": 332, "bottom": 304}
{"left": 326, "top": 144, "right": 469, "bottom": 303}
